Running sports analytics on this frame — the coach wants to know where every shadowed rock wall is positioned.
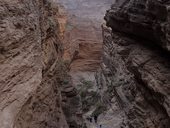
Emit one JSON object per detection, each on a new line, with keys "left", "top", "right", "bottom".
{"left": 101, "top": 0, "right": 170, "bottom": 127}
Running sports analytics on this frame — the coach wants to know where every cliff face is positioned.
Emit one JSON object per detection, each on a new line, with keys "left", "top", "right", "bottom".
{"left": 0, "top": 0, "right": 68, "bottom": 128}
{"left": 105, "top": 0, "right": 170, "bottom": 51}
{"left": 58, "top": 0, "right": 112, "bottom": 72}
{"left": 101, "top": 0, "right": 170, "bottom": 127}
{"left": 1, "top": 0, "right": 170, "bottom": 128}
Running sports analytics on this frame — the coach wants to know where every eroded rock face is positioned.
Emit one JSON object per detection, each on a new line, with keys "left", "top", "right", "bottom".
{"left": 1, "top": 0, "right": 170, "bottom": 128}
{"left": 55, "top": 0, "right": 113, "bottom": 127}
{"left": 0, "top": 0, "right": 68, "bottom": 128}
{"left": 58, "top": 0, "right": 113, "bottom": 72}
{"left": 101, "top": 0, "right": 170, "bottom": 127}
{"left": 105, "top": 0, "right": 170, "bottom": 51}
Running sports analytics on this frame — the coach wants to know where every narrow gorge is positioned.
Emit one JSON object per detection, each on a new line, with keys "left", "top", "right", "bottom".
{"left": 0, "top": 0, "right": 170, "bottom": 128}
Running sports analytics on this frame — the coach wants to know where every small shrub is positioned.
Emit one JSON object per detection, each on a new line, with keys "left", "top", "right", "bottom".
{"left": 80, "top": 79, "right": 93, "bottom": 88}
{"left": 62, "top": 79, "right": 69, "bottom": 85}
{"left": 92, "top": 103, "right": 107, "bottom": 117}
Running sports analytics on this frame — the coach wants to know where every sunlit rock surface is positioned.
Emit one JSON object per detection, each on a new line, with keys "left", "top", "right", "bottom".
{"left": 0, "top": 0, "right": 68, "bottom": 128}
{"left": 57, "top": 0, "right": 113, "bottom": 72}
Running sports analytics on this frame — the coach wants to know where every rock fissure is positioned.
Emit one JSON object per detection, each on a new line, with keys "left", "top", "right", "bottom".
{"left": 0, "top": 0, "right": 170, "bottom": 128}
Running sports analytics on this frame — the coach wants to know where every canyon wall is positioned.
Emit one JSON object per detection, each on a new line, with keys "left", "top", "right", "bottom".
{"left": 0, "top": 0, "right": 68, "bottom": 128}
{"left": 1, "top": 0, "right": 170, "bottom": 128}
{"left": 100, "top": 0, "right": 170, "bottom": 127}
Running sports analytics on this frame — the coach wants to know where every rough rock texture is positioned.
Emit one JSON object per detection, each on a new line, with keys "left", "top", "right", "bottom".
{"left": 61, "top": 77, "right": 83, "bottom": 128}
{"left": 100, "top": 0, "right": 170, "bottom": 127}
{"left": 105, "top": 0, "right": 170, "bottom": 51}
{"left": 0, "top": 0, "right": 68, "bottom": 128}
{"left": 1, "top": 0, "right": 170, "bottom": 128}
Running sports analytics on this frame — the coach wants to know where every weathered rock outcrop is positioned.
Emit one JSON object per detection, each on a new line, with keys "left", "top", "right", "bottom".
{"left": 101, "top": 0, "right": 170, "bottom": 127}
{"left": 1, "top": 0, "right": 170, "bottom": 128}
{"left": 0, "top": 0, "right": 68, "bottom": 128}
{"left": 105, "top": 0, "right": 170, "bottom": 51}
{"left": 58, "top": 0, "right": 113, "bottom": 72}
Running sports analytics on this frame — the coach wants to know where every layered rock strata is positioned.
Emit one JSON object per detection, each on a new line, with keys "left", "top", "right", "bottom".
{"left": 105, "top": 0, "right": 170, "bottom": 51}
{"left": 100, "top": 0, "right": 170, "bottom": 127}
{"left": 0, "top": 0, "right": 68, "bottom": 128}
